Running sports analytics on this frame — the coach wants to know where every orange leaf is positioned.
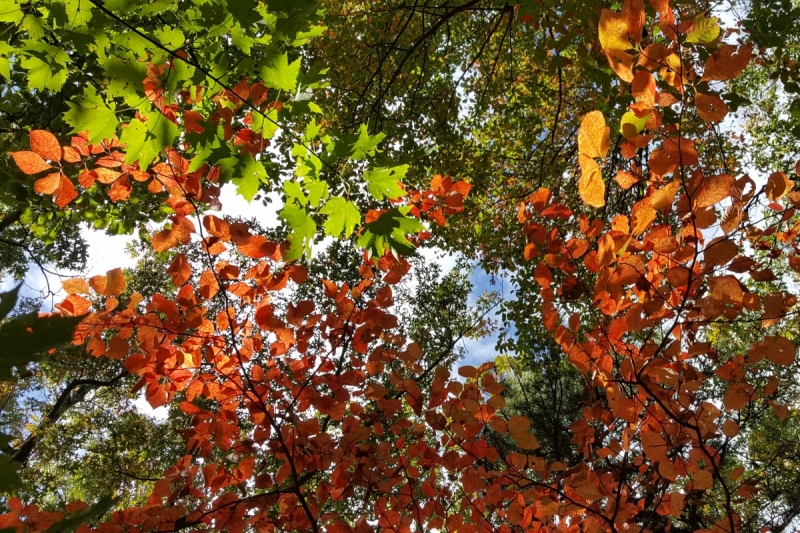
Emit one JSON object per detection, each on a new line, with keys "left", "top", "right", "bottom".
{"left": 10, "top": 151, "right": 53, "bottom": 174}
{"left": 534, "top": 262, "right": 552, "bottom": 289}
{"left": 599, "top": 8, "right": 633, "bottom": 52}
{"left": 621, "top": 0, "right": 645, "bottom": 44}
{"left": 766, "top": 171, "right": 792, "bottom": 200}
{"left": 606, "top": 49, "right": 635, "bottom": 83}
{"left": 34, "top": 172, "right": 62, "bottom": 195}
{"left": 578, "top": 154, "right": 605, "bottom": 208}
{"left": 578, "top": 111, "right": 610, "bottom": 159}
{"left": 691, "top": 470, "right": 714, "bottom": 491}
{"left": 103, "top": 268, "right": 127, "bottom": 296}
{"left": 62, "top": 146, "right": 82, "bottom": 163}
{"left": 167, "top": 254, "right": 192, "bottom": 286}
{"left": 695, "top": 173, "right": 734, "bottom": 208}
{"left": 62, "top": 278, "right": 89, "bottom": 295}
{"left": 529, "top": 188, "right": 552, "bottom": 211}
{"left": 30, "top": 130, "right": 62, "bottom": 161}
{"left": 708, "top": 275, "right": 743, "bottom": 305}
{"left": 507, "top": 415, "right": 531, "bottom": 434}
{"left": 651, "top": 182, "right": 681, "bottom": 210}
{"left": 704, "top": 237, "right": 738, "bottom": 269}
{"left": 614, "top": 170, "right": 639, "bottom": 190}
{"left": 238, "top": 235, "right": 278, "bottom": 260}
{"left": 695, "top": 93, "right": 728, "bottom": 122}
{"left": 723, "top": 383, "right": 752, "bottom": 411}
{"left": 53, "top": 176, "right": 78, "bottom": 208}
{"left": 93, "top": 167, "right": 122, "bottom": 184}
{"left": 152, "top": 228, "right": 178, "bottom": 252}
{"left": 631, "top": 71, "right": 656, "bottom": 107}
{"left": 108, "top": 176, "right": 132, "bottom": 202}
{"left": 701, "top": 45, "right": 753, "bottom": 82}
{"left": 631, "top": 198, "right": 656, "bottom": 236}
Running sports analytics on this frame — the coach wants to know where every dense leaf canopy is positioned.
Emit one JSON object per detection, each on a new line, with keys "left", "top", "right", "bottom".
{"left": 1, "top": 0, "right": 800, "bottom": 532}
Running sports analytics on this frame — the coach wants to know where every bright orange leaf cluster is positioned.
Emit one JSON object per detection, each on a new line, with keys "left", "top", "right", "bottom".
{"left": 4, "top": 0, "right": 800, "bottom": 530}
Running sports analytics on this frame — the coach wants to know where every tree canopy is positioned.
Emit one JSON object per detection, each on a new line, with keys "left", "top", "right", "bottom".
{"left": 1, "top": 0, "right": 800, "bottom": 532}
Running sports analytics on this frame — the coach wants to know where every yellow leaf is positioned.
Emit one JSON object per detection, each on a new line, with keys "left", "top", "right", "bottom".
{"left": 599, "top": 8, "right": 633, "bottom": 52}
{"left": 578, "top": 111, "right": 610, "bottom": 159}
{"left": 578, "top": 154, "right": 605, "bottom": 208}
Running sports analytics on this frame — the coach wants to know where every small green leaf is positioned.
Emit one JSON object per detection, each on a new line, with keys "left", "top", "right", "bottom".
{"left": 154, "top": 26, "right": 185, "bottom": 50}
{"left": 260, "top": 53, "right": 301, "bottom": 92}
{"left": 349, "top": 125, "right": 385, "bottom": 160}
{"left": 250, "top": 108, "right": 280, "bottom": 139}
{"left": 0, "top": 42, "right": 13, "bottom": 79}
{"left": 64, "top": 86, "right": 119, "bottom": 144}
{"left": 101, "top": 57, "right": 148, "bottom": 99}
{"left": 320, "top": 197, "right": 360, "bottom": 238}
{"left": 620, "top": 111, "right": 650, "bottom": 139}
{"left": 364, "top": 165, "right": 409, "bottom": 201}
{"left": 0, "top": 0, "right": 24, "bottom": 23}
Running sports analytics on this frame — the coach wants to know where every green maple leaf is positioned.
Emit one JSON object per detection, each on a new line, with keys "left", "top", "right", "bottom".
{"left": 357, "top": 207, "right": 423, "bottom": 258}
{"left": 226, "top": 0, "right": 259, "bottom": 26}
{"left": 320, "top": 197, "right": 360, "bottom": 238}
{"left": 260, "top": 53, "right": 301, "bottom": 92}
{"left": 20, "top": 42, "right": 70, "bottom": 92}
{"left": 64, "top": 86, "right": 119, "bottom": 144}
{"left": 0, "top": 0, "right": 24, "bottom": 24}
{"left": 120, "top": 111, "right": 179, "bottom": 170}
{"left": 364, "top": 165, "right": 408, "bottom": 201}
{"left": 234, "top": 154, "right": 267, "bottom": 201}
{"left": 280, "top": 202, "right": 316, "bottom": 260}
{"left": 0, "top": 42, "right": 13, "bottom": 79}
{"left": 349, "top": 125, "right": 385, "bottom": 159}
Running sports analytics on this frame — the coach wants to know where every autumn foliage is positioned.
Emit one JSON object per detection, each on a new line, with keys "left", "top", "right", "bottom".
{"left": 2, "top": 0, "right": 800, "bottom": 531}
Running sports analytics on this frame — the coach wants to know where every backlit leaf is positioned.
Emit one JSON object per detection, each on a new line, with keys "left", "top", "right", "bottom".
{"left": 10, "top": 151, "right": 52, "bottom": 175}
{"left": 578, "top": 154, "right": 605, "bottom": 208}
{"left": 701, "top": 45, "right": 753, "bottom": 82}
{"left": 30, "top": 130, "right": 62, "bottom": 161}
{"left": 578, "top": 111, "right": 610, "bottom": 159}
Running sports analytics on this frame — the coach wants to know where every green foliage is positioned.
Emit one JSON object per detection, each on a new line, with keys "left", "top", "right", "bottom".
{"left": 64, "top": 87, "right": 120, "bottom": 145}
{"left": 364, "top": 165, "right": 409, "bottom": 201}
{"left": 119, "top": 113, "right": 179, "bottom": 170}
{"left": 319, "top": 197, "right": 360, "bottom": 238}
{"left": 0, "top": 287, "right": 84, "bottom": 381}
{"left": 357, "top": 207, "right": 423, "bottom": 258}
{"left": 260, "top": 53, "right": 302, "bottom": 92}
